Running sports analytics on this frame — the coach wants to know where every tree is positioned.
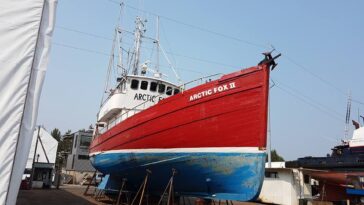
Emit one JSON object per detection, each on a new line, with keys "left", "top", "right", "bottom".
{"left": 266, "top": 149, "right": 285, "bottom": 162}
{"left": 51, "top": 128, "right": 61, "bottom": 141}
{"left": 271, "top": 149, "right": 285, "bottom": 162}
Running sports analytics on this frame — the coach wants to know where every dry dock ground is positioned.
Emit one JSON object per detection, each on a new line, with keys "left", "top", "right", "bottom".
{"left": 16, "top": 185, "right": 263, "bottom": 205}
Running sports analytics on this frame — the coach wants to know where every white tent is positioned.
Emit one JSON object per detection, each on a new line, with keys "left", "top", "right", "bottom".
{"left": 0, "top": 0, "right": 57, "bottom": 205}
{"left": 26, "top": 127, "right": 59, "bottom": 169}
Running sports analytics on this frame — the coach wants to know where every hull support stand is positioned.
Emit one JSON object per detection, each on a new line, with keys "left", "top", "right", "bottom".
{"left": 83, "top": 171, "right": 97, "bottom": 196}
{"left": 131, "top": 169, "right": 152, "bottom": 205}
{"left": 158, "top": 168, "right": 177, "bottom": 205}
{"left": 116, "top": 178, "right": 129, "bottom": 205}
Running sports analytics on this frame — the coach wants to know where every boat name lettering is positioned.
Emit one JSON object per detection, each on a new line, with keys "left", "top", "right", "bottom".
{"left": 189, "top": 82, "right": 236, "bottom": 101}
{"left": 134, "top": 93, "right": 163, "bottom": 102}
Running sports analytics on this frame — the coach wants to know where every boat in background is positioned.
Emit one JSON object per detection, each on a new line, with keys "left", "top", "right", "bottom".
{"left": 286, "top": 121, "right": 364, "bottom": 202}
{"left": 89, "top": 9, "right": 280, "bottom": 201}
{"left": 286, "top": 121, "right": 364, "bottom": 170}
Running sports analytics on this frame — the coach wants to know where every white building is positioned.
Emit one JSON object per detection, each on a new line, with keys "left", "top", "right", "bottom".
{"left": 25, "top": 126, "right": 58, "bottom": 188}
{"left": 258, "top": 162, "right": 313, "bottom": 205}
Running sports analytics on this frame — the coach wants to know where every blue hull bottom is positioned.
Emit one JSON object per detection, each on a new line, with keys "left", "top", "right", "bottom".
{"left": 90, "top": 151, "right": 266, "bottom": 201}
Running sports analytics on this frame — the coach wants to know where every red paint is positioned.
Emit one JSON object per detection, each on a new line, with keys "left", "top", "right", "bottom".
{"left": 305, "top": 170, "right": 364, "bottom": 201}
{"left": 90, "top": 64, "right": 270, "bottom": 153}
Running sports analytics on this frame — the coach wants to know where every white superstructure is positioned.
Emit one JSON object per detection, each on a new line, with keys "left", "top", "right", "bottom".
{"left": 95, "top": 11, "right": 181, "bottom": 135}
{"left": 349, "top": 126, "right": 364, "bottom": 148}
{"left": 97, "top": 75, "right": 180, "bottom": 132}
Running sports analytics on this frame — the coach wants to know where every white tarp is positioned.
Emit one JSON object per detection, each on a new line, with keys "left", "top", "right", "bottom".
{"left": 26, "top": 127, "right": 58, "bottom": 169}
{"left": 0, "top": 0, "right": 57, "bottom": 204}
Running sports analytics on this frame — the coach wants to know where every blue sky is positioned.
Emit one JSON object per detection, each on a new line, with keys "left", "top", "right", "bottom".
{"left": 38, "top": 0, "right": 364, "bottom": 160}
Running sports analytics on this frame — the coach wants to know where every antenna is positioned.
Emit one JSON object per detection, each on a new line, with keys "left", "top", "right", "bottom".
{"left": 132, "top": 17, "right": 146, "bottom": 75}
{"left": 156, "top": 16, "right": 160, "bottom": 73}
{"left": 344, "top": 91, "right": 352, "bottom": 139}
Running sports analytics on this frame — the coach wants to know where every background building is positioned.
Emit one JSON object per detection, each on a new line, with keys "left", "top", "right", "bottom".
{"left": 63, "top": 129, "right": 95, "bottom": 184}
{"left": 25, "top": 126, "right": 58, "bottom": 188}
{"left": 258, "top": 162, "right": 313, "bottom": 205}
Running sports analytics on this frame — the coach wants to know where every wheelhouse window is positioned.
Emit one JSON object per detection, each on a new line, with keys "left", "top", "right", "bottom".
{"left": 166, "top": 86, "right": 173, "bottom": 95}
{"left": 158, "top": 84, "right": 166, "bottom": 93}
{"left": 150, "top": 82, "right": 157, "bottom": 92}
{"left": 141, "top": 81, "right": 148, "bottom": 90}
{"left": 174, "top": 88, "right": 180, "bottom": 95}
{"left": 131, "top": 79, "right": 139, "bottom": 90}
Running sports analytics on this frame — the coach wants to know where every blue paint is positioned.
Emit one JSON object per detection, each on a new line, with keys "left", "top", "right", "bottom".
{"left": 90, "top": 152, "right": 266, "bottom": 201}
{"left": 346, "top": 188, "right": 364, "bottom": 196}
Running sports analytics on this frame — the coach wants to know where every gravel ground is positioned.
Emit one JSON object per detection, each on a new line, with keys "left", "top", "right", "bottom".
{"left": 16, "top": 185, "right": 263, "bottom": 205}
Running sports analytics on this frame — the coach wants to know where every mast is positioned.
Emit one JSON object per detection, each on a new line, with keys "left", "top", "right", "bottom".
{"left": 132, "top": 17, "right": 146, "bottom": 75}
{"left": 117, "top": 2, "right": 125, "bottom": 77}
{"left": 344, "top": 91, "right": 352, "bottom": 139}
{"left": 156, "top": 16, "right": 160, "bottom": 74}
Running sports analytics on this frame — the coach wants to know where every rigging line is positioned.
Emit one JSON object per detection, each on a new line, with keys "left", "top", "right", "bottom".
{"left": 159, "top": 44, "right": 182, "bottom": 84}
{"left": 167, "top": 51, "right": 240, "bottom": 69}
{"left": 352, "top": 99, "right": 364, "bottom": 106}
{"left": 275, "top": 84, "right": 343, "bottom": 122}
{"left": 56, "top": 25, "right": 136, "bottom": 41}
{"left": 160, "top": 20, "right": 178, "bottom": 68}
{"left": 104, "top": 0, "right": 268, "bottom": 49}
{"left": 53, "top": 42, "right": 110, "bottom": 56}
{"left": 284, "top": 55, "right": 346, "bottom": 94}
{"left": 283, "top": 55, "right": 364, "bottom": 106}
{"left": 275, "top": 79, "right": 344, "bottom": 119}
{"left": 56, "top": 26, "right": 113, "bottom": 41}
{"left": 55, "top": 25, "right": 241, "bottom": 69}
{"left": 101, "top": 30, "right": 116, "bottom": 106}
{"left": 53, "top": 39, "right": 241, "bottom": 73}
{"left": 148, "top": 62, "right": 207, "bottom": 75}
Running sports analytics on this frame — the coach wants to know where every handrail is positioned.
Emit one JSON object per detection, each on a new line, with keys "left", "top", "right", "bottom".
{"left": 181, "top": 73, "right": 222, "bottom": 90}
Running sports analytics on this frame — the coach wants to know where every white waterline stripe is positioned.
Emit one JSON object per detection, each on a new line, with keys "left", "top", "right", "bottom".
{"left": 90, "top": 147, "right": 265, "bottom": 156}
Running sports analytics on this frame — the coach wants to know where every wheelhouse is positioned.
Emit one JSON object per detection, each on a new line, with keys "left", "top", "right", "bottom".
{"left": 96, "top": 75, "right": 180, "bottom": 134}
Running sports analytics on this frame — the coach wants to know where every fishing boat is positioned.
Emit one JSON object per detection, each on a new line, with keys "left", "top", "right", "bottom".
{"left": 89, "top": 12, "right": 280, "bottom": 201}
{"left": 286, "top": 118, "right": 364, "bottom": 202}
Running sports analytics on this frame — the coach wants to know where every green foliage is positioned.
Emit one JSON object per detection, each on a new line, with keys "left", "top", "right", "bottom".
{"left": 53, "top": 128, "right": 73, "bottom": 168}
{"left": 51, "top": 128, "right": 61, "bottom": 141}
{"left": 267, "top": 149, "right": 285, "bottom": 162}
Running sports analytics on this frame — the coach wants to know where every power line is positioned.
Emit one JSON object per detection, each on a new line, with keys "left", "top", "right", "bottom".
{"left": 53, "top": 42, "right": 110, "bottom": 56}
{"left": 55, "top": 25, "right": 136, "bottom": 41}
{"left": 283, "top": 55, "right": 364, "bottom": 106}
{"left": 52, "top": 42, "right": 214, "bottom": 75}
{"left": 56, "top": 26, "right": 113, "bottom": 41}
{"left": 168, "top": 52, "right": 239, "bottom": 69}
{"left": 274, "top": 83, "right": 343, "bottom": 122}
{"left": 275, "top": 79, "right": 344, "bottom": 119}
{"left": 104, "top": 0, "right": 268, "bottom": 49}
{"left": 54, "top": 25, "right": 242, "bottom": 70}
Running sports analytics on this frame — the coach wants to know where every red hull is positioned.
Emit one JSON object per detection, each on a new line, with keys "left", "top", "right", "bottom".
{"left": 305, "top": 170, "right": 364, "bottom": 201}
{"left": 90, "top": 64, "right": 270, "bottom": 153}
